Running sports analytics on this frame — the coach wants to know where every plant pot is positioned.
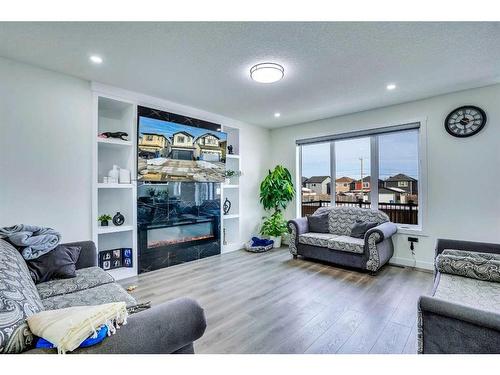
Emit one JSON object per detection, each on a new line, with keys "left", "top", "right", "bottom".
{"left": 100, "top": 221, "right": 108, "bottom": 227}
{"left": 270, "top": 236, "right": 282, "bottom": 248}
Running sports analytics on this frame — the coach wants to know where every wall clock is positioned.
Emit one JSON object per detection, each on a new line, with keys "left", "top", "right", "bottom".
{"left": 444, "top": 105, "right": 487, "bottom": 138}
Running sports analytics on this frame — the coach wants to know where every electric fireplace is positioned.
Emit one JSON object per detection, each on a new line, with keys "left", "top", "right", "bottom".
{"left": 137, "top": 182, "right": 221, "bottom": 273}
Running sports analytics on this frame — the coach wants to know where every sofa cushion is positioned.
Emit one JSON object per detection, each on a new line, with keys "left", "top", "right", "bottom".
{"left": 41, "top": 282, "right": 136, "bottom": 310}
{"left": 434, "top": 273, "right": 500, "bottom": 313}
{"left": 307, "top": 213, "right": 329, "bottom": 233}
{"left": 27, "top": 244, "right": 81, "bottom": 284}
{"left": 36, "top": 267, "right": 115, "bottom": 300}
{"left": 328, "top": 235, "right": 365, "bottom": 254}
{"left": 315, "top": 206, "right": 389, "bottom": 235}
{"left": 436, "top": 249, "right": 500, "bottom": 283}
{"left": 0, "top": 239, "right": 44, "bottom": 353}
{"left": 350, "top": 221, "right": 378, "bottom": 239}
{"left": 299, "top": 232, "right": 337, "bottom": 248}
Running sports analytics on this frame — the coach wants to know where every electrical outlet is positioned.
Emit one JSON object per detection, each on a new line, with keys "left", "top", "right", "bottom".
{"left": 408, "top": 237, "right": 418, "bottom": 256}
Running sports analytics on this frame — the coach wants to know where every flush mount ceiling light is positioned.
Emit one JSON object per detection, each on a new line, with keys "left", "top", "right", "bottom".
{"left": 250, "top": 63, "right": 284, "bottom": 83}
{"left": 89, "top": 55, "right": 103, "bottom": 64}
{"left": 274, "top": 112, "right": 281, "bottom": 118}
{"left": 386, "top": 83, "right": 397, "bottom": 90}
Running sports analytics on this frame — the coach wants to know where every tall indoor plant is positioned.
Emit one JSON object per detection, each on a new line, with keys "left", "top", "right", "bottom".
{"left": 259, "top": 165, "right": 295, "bottom": 247}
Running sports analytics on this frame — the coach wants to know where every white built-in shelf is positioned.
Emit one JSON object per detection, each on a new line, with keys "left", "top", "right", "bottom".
{"left": 97, "top": 225, "right": 134, "bottom": 235}
{"left": 222, "top": 242, "right": 244, "bottom": 253}
{"left": 223, "top": 184, "right": 239, "bottom": 189}
{"left": 106, "top": 267, "right": 137, "bottom": 281}
{"left": 226, "top": 154, "right": 240, "bottom": 159}
{"left": 97, "top": 183, "right": 134, "bottom": 189}
{"left": 223, "top": 214, "right": 239, "bottom": 220}
{"left": 97, "top": 137, "right": 133, "bottom": 147}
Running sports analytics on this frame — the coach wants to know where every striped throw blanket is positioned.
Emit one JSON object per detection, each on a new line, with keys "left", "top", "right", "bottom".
{"left": 27, "top": 302, "right": 128, "bottom": 354}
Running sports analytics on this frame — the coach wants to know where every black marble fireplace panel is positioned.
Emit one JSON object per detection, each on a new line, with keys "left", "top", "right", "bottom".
{"left": 137, "top": 182, "right": 221, "bottom": 274}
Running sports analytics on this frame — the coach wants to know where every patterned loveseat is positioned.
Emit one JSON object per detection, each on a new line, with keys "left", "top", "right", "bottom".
{"left": 0, "top": 238, "right": 206, "bottom": 354}
{"left": 287, "top": 206, "right": 398, "bottom": 273}
{"left": 417, "top": 239, "right": 500, "bottom": 353}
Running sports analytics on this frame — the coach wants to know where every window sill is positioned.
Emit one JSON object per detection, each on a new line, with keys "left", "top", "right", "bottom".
{"left": 395, "top": 225, "right": 428, "bottom": 237}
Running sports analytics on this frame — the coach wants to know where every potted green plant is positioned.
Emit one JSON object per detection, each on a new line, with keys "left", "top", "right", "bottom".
{"left": 260, "top": 211, "right": 288, "bottom": 247}
{"left": 98, "top": 214, "right": 112, "bottom": 227}
{"left": 259, "top": 165, "right": 295, "bottom": 248}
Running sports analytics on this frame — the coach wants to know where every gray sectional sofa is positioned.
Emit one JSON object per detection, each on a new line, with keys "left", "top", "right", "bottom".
{"left": 417, "top": 239, "right": 500, "bottom": 354}
{"left": 0, "top": 238, "right": 206, "bottom": 354}
{"left": 288, "top": 206, "right": 398, "bottom": 273}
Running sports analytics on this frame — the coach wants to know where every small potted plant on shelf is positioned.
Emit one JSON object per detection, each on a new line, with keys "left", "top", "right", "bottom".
{"left": 98, "top": 214, "right": 112, "bottom": 227}
{"left": 224, "top": 170, "right": 242, "bottom": 185}
{"left": 260, "top": 211, "right": 288, "bottom": 248}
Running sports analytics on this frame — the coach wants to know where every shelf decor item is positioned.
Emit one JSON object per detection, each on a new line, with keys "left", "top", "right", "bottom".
{"left": 227, "top": 145, "right": 233, "bottom": 154}
{"left": 99, "top": 131, "right": 129, "bottom": 141}
{"left": 112, "top": 212, "right": 125, "bottom": 226}
{"left": 223, "top": 197, "right": 231, "bottom": 215}
{"left": 224, "top": 169, "right": 242, "bottom": 184}
{"left": 108, "top": 165, "right": 120, "bottom": 184}
{"left": 259, "top": 165, "right": 295, "bottom": 248}
{"left": 119, "top": 168, "right": 131, "bottom": 184}
{"left": 98, "top": 214, "right": 112, "bottom": 227}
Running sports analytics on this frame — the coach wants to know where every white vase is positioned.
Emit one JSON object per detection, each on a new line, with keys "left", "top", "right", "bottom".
{"left": 270, "top": 236, "right": 282, "bottom": 248}
{"left": 108, "top": 165, "right": 120, "bottom": 183}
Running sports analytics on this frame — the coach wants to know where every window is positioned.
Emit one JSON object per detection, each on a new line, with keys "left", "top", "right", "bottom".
{"left": 178, "top": 135, "right": 185, "bottom": 143}
{"left": 298, "top": 124, "right": 421, "bottom": 226}
{"left": 146, "top": 135, "right": 154, "bottom": 141}
{"left": 300, "top": 142, "right": 331, "bottom": 216}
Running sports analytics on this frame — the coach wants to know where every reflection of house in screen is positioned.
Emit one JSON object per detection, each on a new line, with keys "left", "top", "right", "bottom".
{"left": 195, "top": 133, "right": 222, "bottom": 161}
{"left": 171, "top": 131, "right": 195, "bottom": 160}
{"left": 138, "top": 133, "right": 170, "bottom": 158}
{"left": 139, "top": 129, "right": 224, "bottom": 162}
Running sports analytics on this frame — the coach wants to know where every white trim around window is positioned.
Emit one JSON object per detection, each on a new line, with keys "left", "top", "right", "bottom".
{"left": 296, "top": 117, "right": 428, "bottom": 232}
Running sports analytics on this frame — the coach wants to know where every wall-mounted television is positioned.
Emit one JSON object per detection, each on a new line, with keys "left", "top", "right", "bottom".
{"left": 137, "top": 115, "right": 227, "bottom": 182}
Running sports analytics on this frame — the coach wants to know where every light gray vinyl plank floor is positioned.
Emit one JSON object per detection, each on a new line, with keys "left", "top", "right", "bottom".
{"left": 120, "top": 247, "right": 433, "bottom": 354}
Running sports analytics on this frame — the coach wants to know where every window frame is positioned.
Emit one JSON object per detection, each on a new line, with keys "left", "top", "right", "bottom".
{"left": 296, "top": 118, "right": 427, "bottom": 232}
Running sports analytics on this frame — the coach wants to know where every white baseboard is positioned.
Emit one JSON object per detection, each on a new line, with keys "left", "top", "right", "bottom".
{"left": 389, "top": 256, "right": 433, "bottom": 271}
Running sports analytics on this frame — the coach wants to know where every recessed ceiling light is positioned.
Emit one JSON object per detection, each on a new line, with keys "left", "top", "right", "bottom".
{"left": 386, "top": 83, "right": 397, "bottom": 90}
{"left": 274, "top": 112, "right": 281, "bottom": 118}
{"left": 250, "top": 63, "right": 284, "bottom": 84}
{"left": 90, "top": 55, "right": 103, "bottom": 64}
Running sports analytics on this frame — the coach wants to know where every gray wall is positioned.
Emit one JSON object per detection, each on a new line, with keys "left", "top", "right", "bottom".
{"left": 270, "top": 84, "right": 500, "bottom": 269}
{"left": 0, "top": 57, "right": 93, "bottom": 241}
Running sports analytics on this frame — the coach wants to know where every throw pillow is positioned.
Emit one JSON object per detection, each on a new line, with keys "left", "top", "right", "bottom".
{"left": 307, "top": 213, "right": 329, "bottom": 233}
{"left": 27, "top": 245, "right": 81, "bottom": 284}
{"left": 436, "top": 249, "right": 500, "bottom": 282}
{"left": 350, "top": 221, "right": 378, "bottom": 239}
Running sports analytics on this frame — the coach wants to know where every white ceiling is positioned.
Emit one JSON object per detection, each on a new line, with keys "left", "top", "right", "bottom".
{"left": 0, "top": 22, "right": 499, "bottom": 128}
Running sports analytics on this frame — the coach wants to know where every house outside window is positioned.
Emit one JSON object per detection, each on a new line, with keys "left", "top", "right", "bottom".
{"left": 299, "top": 124, "right": 422, "bottom": 228}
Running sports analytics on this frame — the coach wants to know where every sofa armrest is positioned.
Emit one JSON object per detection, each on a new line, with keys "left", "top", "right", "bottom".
{"left": 287, "top": 217, "right": 309, "bottom": 237}
{"left": 418, "top": 295, "right": 500, "bottom": 353}
{"left": 63, "top": 241, "right": 97, "bottom": 269}
{"left": 287, "top": 217, "right": 309, "bottom": 256}
{"left": 26, "top": 297, "right": 207, "bottom": 354}
{"left": 365, "top": 222, "right": 397, "bottom": 243}
{"left": 435, "top": 238, "right": 500, "bottom": 258}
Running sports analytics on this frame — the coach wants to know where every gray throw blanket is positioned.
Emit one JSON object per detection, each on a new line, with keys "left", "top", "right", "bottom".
{"left": 0, "top": 224, "right": 61, "bottom": 260}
